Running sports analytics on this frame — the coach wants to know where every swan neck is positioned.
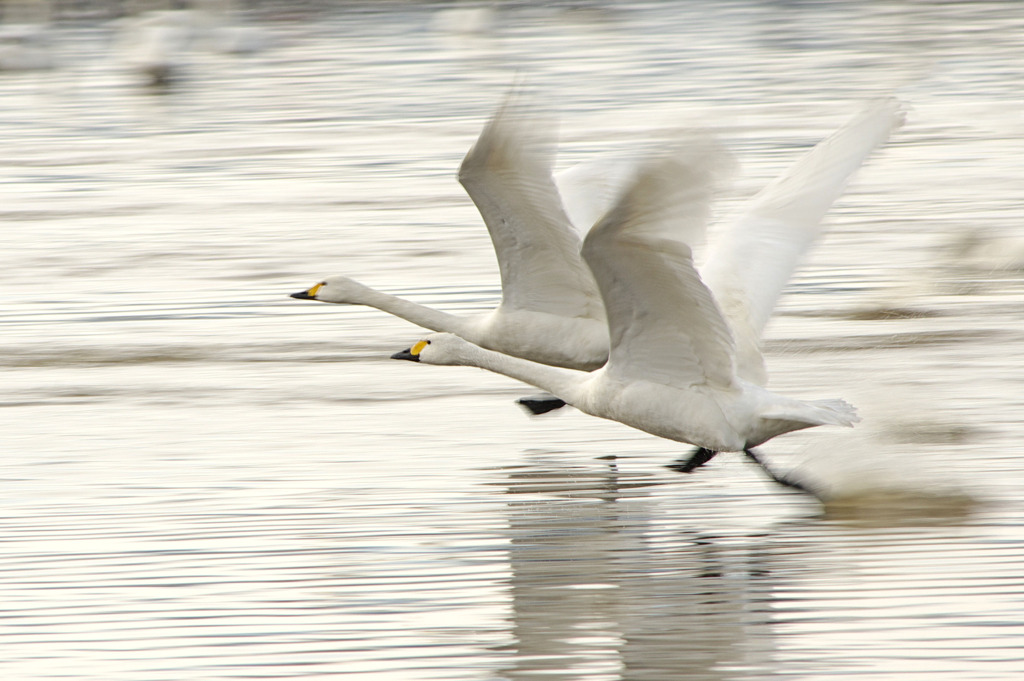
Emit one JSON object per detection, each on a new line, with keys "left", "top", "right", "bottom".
{"left": 463, "top": 344, "right": 582, "bottom": 399}
{"left": 358, "top": 288, "right": 471, "bottom": 335}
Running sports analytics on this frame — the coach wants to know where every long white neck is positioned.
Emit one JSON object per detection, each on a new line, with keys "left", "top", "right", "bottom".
{"left": 351, "top": 285, "right": 476, "bottom": 337}
{"left": 451, "top": 339, "right": 587, "bottom": 402}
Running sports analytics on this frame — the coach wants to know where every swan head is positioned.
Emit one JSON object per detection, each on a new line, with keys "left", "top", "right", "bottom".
{"left": 290, "top": 275, "right": 366, "bottom": 304}
{"left": 391, "top": 333, "right": 474, "bottom": 366}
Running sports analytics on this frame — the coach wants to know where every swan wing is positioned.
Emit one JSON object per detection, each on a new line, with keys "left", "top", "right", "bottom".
{"left": 582, "top": 142, "right": 737, "bottom": 389}
{"left": 554, "top": 153, "right": 636, "bottom": 233}
{"left": 459, "top": 93, "right": 604, "bottom": 319}
{"left": 701, "top": 98, "right": 905, "bottom": 384}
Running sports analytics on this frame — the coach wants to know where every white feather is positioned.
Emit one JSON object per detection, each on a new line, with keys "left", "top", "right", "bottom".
{"left": 458, "top": 92, "right": 605, "bottom": 321}
{"left": 701, "top": 98, "right": 906, "bottom": 383}
{"left": 581, "top": 143, "right": 736, "bottom": 390}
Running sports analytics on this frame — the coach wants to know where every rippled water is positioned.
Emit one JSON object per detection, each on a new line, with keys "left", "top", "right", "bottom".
{"left": 2, "top": 1, "right": 1024, "bottom": 679}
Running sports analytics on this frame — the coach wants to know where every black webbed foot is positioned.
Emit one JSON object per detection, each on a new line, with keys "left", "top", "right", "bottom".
{"left": 666, "top": 447, "right": 718, "bottom": 473}
{"left": 744, "top": 448, "right": 821, "bottom": 499}
{"left": 516, "top": 394, "right": 568, "bottom": 416}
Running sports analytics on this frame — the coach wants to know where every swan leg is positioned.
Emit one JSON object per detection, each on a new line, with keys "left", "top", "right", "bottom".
{"left": 516, "top": 394, "right": 568, "bottom": 416}
{"left": 744, "top": 449, "right": 821, "bottom": 499}
{"left": 667, "top": 447, "right": 718, "bottom": 473}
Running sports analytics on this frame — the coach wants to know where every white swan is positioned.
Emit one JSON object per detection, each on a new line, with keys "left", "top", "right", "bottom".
{"left": 294, "top": 92, "right": 609, "bottom": 371}
{"left": 292, "top": 95, "right": 903, "bottom": 382}
{"left": 392, "top": 145, "right": 860, "bottom": 497}
{"left": 120, "top": 10, "right": 196, "bottom": 86}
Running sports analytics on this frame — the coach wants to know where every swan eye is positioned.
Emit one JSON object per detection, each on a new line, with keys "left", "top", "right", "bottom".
{"left": 411, "top": 340, "right": 430, "bottom": 356}
{"left": 307, "top": 282, "right": 324, "bottom": 296}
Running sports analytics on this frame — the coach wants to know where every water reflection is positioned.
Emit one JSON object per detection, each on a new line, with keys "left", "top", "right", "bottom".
{"left": 498, "top": 460, "right": 775, "bottom": 680}
{"left": 491, "top": 458, "right": 1024, "bottom": 680}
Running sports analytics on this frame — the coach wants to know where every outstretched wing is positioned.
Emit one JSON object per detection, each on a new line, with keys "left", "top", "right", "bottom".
{"left": 554, "top": 153, "right": 636, "bottom": 233}
{"left": 701, "top": 98, "right": 905, "bottom": 384}
{"left": 582, "top": 141, "right": 736, "bottom": 390}
{"left": 459, "top": 91, "right": 604, "bottom": 320}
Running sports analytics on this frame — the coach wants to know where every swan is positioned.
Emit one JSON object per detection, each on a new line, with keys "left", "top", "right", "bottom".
{"left": 392, "top": 144, "right": 860, "bottom": 497}
{"left": 293, "top": 92, "right": 609, "bottom": 371}
{"left": 292, "top": 95, "right": 903, "bottom": 384}
{"left": 119, "top": 10, "right": 196, "bottom": 86}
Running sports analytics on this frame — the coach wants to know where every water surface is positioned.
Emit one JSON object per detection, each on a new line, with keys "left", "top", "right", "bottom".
{"left": 2, "top": 2, "right": 1024, "bottom": 679}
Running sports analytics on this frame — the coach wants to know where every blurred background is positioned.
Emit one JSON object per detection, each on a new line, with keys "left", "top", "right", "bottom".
{"left": 1, "top": 1, "right": 1023, "bottom": 679}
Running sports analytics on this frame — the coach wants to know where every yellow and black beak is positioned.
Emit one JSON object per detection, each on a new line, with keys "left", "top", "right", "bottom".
{"left": 391, "top": 340, "right": 429, "bottom": 362}
{"left": 290, "top": 282, "right": 323, "bottom": 300}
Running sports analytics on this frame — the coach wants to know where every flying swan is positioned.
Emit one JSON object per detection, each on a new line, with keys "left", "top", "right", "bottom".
{"left": 392, "top": 142, "right": 861, "bottom": 497}
{"left": 292, "top": 95, "right": 903, "bottom": 392}
{"left": 293, "top": 93, "right": 607, "bottom": 372}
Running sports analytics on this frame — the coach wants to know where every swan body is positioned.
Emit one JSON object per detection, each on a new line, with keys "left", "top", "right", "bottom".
{"left": 395, "top": 331, "right": 857, "bottom": 454}
{"left": 294, "top": 95, "right": 903, "bottom": 378}
{"left": 393, "top": 147, "right": 860, "bottom": 455}
{"left": 402, "top": 333, "right": 857, "bottom": 451}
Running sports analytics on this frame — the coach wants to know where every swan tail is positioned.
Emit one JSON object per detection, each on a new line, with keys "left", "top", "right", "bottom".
{"left": 804, "top": 398, "right": 861, "bottom": 428}
{"left": 757, "top": 397, "right": 861, "bottom": 443}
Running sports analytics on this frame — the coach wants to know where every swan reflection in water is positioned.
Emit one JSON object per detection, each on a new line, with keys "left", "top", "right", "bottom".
{"left": 493, "top": 457, "right": 777, "bottom": 680}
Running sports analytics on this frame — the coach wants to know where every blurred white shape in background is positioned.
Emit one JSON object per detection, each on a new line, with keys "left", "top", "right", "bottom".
{"left": 941, "top": 226, "right": 1024, "bottom": 273}
{"left": 119, "top": 6, "right": 195, "bottom": 86}
{"left": 0, "top": 0, "right": 54, "bottom": 71}
{"left": 118, "top": 0, "right": 267, "bottom": 86}
{"left": 430, "top": 3, "right": 497, "bottom": 37}
{"left": 192, "top": 0, "right": 267, "bottom": 55}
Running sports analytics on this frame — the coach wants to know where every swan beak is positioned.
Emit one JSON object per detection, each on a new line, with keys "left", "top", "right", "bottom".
{"left": 290, "top": 282, "right": 323, "bottom": 300}
{"left": 391, "top": 339, "right": 429, "bottom": 362}
{"left": 391, "top": 347, "right": 420, "bottom": 362}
